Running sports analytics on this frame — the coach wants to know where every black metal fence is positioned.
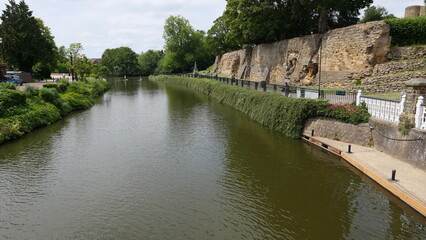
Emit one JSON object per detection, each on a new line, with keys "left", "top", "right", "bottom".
{"left": 160, "top": 73, "right": 356, "bottom": 104}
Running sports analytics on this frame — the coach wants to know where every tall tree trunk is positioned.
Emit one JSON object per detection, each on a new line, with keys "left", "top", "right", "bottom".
{"left": 318, "top": 6, "right": 328, "bottom": 34}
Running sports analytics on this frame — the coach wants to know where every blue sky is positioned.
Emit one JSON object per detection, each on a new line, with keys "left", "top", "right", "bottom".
{"left": 0, "top": 0, "right": 424, "bottom": 58}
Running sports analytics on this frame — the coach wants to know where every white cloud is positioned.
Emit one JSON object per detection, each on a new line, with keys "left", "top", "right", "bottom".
{"left": 0, "top": 0, "right": 423, "bottom": 57}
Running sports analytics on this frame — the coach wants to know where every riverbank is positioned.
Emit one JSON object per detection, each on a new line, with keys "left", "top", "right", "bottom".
{"left": 153, "top": 75, "right": 369, "bottom": 138}
{"left": 0, "top": 79, "right": 109, "bottom": 144}
{"left": 302, "top": 133, "right": 426, "bottom": 217}
{"left": 153, "top": 75, "right": 426, "bottom": 218}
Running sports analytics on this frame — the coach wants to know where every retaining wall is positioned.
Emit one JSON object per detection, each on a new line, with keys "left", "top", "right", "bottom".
{"left": 304, "top": 118, "right": 426, "bottom": 170}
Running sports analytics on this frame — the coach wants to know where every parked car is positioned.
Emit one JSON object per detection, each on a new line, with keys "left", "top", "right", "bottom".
{"left": 1, "top": 75, "right": 23, "bottom": 85}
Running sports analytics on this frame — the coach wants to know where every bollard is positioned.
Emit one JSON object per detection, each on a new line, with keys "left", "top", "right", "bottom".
{"left": 348, "top": 145, "right": 351, "bottom": 153}
{"left": 391, "top": 169, "right": 396, "bottom": 181}
{"left": 241, "top": 80, "right": 244, "bottom": 87}
{"left": 311, "top": 129, "right": 314, "bottom": 137}
{"left": 255, "top": 82, "right": 258, "bottom": 90}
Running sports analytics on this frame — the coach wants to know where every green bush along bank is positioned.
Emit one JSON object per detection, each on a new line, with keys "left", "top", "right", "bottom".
{"left": 385, "top": 16, "right": 426, "bottom": 46}
{"left": 0, "top": 79, "right": 109, "bottom": 144}
{"left": 155, "top": 76, "right": 370, "bottom": 138}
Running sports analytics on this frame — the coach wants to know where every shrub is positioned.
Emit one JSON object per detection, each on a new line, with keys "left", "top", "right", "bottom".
{"left": 156, "top": 75, "right": 329, "bottom": 138}
{"left": 0, "top": 79, "right": 109, "bottom": 145}
{"left": 12, "top": 102, "right": 61, "bottom": 133}
{"left": 0, "top": 118, "right": 23, "bottom": 142}
{"left": 54, "top": 98, "right": 73, "bottom": 116}
{"left": 385, "top": 16, "right": 426, "bottom": 46}
{"left": 39, "top": 87, "right": 59, "bottom": 103}
{"left": 0, "top": 89, "right": 27, "bottom": 117}
{"left": 24, "top": 86, "right": 40, "bottom": 98}
{"left": 0, "top": 82, "right": 17, "bottom": 90}
{"left": 61, "top": 92, "right": 94, "bottom": 110}
{"left": 325, "top": 103, "right": 370, "bottom": 124}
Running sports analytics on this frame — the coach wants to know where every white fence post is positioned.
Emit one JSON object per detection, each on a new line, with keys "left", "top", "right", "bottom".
{"left": 415, "top": 96, "right": 424, "bottom": 128}
{"left": 356, "top": 90, "right": 362, "bottom": 106}
{"left": 399, "top": 93, "right": 406, "bottom": 115}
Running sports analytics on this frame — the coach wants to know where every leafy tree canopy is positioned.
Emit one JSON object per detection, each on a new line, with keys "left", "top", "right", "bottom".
{"left": 360, "top": 6, "right": 396, "bottom": 23}
{"left": 0, "top": 0, "right": 57, "bottom": 72}
{"left": 208, "top": 0, "right": 373, "bottom": 54}
{"left": 101, "top": 46, "right": 140, "bottom": 75}
{"left": 161, "top": 15, "right": 213, "bottom": 73}
{"left": 138, "top": 50, "right": 164, "bottom": 76}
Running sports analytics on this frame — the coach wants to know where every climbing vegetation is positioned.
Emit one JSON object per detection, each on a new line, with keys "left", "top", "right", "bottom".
{"left": 155, "top": 75, "right": 370, "bottom": 138}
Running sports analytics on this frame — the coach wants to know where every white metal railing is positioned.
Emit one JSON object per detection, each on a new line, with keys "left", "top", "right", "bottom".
{"left": 357, "top": 90, "right": 406, "bottom": 123}
{"left": 415, "top": 97, "right": 426, "bottom": 129}
{"left": 297, "top": 88, "right": 319, "bottom": 99}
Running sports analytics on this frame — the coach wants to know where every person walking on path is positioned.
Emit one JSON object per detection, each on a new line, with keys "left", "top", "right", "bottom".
{"left": 282, "top": 82, "right": 290, "bottom": 97}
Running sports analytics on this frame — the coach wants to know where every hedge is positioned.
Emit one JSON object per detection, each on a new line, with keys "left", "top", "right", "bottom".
{"left": 0, "top": 80, "right": 109, "bottom": 144}
{"left": 385, "top": 16, "right": 426, "bottom": 46}
{"left": 155, "top": 75, "right": 370, "bottom": 138}
{"left": 155, "top": 75, "right": 329, "bottom": 138}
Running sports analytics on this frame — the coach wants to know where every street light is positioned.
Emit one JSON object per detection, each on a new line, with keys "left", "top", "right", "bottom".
{"left": 318, "top": 36, "right": 323, "bottom": 99}
{"left": 69, "top": 52, "right": 75, "bottom": 81}
{"left": 0, "top": 38, "right": 4, "bottom": 62}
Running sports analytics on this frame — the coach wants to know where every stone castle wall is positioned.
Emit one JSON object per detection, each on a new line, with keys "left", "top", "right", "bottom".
{"left": 214, "top": 22, "right": 391, "bottom": 88}
{"left": 405, "top": 5, "right": 426, "bottom": 18}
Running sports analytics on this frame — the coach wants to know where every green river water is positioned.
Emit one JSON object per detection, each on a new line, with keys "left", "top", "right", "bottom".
{"left": 0, "top": 78, "right": 425, "bottom": 239}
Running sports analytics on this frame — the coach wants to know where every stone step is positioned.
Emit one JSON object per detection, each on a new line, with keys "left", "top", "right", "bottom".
{"left": 373, "top": 59, "right": 426, "bottom": 76}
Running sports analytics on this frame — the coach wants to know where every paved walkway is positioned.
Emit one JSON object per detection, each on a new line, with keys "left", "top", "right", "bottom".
{"left": 16, "top": 80, "right": 56, "bottom": 91}
{"left": 302, "top": 132, "right": 426, "bottom": 217}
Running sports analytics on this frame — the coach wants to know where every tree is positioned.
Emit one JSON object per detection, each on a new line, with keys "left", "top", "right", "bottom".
{"left": 360, "top": 6, "right": 395, "bottom": 23}
{"left": 138, "top": 50, "right": 164, "bottom": 76}
{"left": 206, "top": 16, "right": 240, "bottom": 56}
{"left": 210, "top": 0, "right": 373, "bottom": 49}
{"left": 0, "top": 0, "right": 57, "bottom": 72}
{"left": 161, "top": 15, "right": 213, "bottom": 73}
{"left": 101, "top": 47, "right": 139, "bottom": 75}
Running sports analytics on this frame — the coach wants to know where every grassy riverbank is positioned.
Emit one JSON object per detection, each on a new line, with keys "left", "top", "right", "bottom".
{"left": 155, "top": 75, "right": 370, "bottom": 138}
{"left": 0, "top": 79, "right": 109, "bottom": 144}
{"left": 156, "top": 75, "right": 328, "bottom": 138}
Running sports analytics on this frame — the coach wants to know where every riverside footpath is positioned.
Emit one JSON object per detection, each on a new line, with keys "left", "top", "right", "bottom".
{"left": 302, "top": 132, "right": 426, "bottom": 218}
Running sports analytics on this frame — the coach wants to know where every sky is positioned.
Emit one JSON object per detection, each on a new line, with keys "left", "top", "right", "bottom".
{"left": 0, "top": 0, "right": 425, "bottom": 58}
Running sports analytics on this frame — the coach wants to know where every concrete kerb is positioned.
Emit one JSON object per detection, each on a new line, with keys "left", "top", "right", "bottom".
{"left": 302, "top": 132, "right": 426, "bottom": 217}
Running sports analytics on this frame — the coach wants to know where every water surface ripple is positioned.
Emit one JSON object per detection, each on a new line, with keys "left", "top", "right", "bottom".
{"left": 0, "top": 78, "right": 425, "bottom": 239}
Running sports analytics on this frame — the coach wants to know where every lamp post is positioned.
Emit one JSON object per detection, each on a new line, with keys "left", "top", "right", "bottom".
{"left": 318, "top": 36, "right": 323, "bottom": 99}
{"left": 0, "top": 38, "right": 4, "bottom": 62}
{"left": 69, "top": 52, "right": 75, "bottom": 81}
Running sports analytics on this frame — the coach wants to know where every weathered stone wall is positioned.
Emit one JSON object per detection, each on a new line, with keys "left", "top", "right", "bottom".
{"left": 405, "top": 5, "right": 426, "bottom": 18}
{"left": 215, "top": 22, "right": 391, "bottom": 88}
{"left": 304, "top": 118, "right": 372, "bottom": 147}
{"left": 373, "top": 59, "right": 426, "bottom": 76}
{"left": 349, "top": 72, "right": 426, "bottom": 93}
{"left": 304, "top": 117, "right": 426, "bottom": 170}
{"left": 387, "top": 46, "right": 426, "bottom": 61}
{"left": 370, "top": 119, "right": 426, "bottom": 170}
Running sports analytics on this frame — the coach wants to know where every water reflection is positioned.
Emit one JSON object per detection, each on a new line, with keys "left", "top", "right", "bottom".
{"left": 0, "top": 78, "right": 424, "bottom": 239}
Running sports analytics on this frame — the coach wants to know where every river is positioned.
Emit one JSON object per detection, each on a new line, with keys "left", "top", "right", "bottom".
{"left": 0, "top": 78, "right": 425, "bottom": 239}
